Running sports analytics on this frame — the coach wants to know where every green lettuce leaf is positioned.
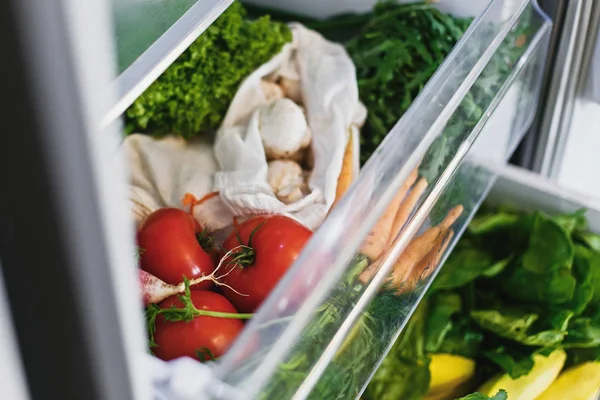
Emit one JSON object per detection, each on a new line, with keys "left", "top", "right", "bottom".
{"left": 457, "top": 390, "right": 508, "bottom": 400}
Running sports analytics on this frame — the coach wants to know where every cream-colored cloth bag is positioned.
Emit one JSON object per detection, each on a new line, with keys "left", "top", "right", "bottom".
{"left": 213, "top": 23, "right": 365, "bottom": 230}
{"left": 126, "top": 23, "right": 365, "bottom": 232}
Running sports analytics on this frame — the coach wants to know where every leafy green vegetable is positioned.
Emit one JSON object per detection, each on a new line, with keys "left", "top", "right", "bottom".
{"left": 372, "top": 206, "right": 600, "bottom": 395}
{"left": 457, "top": 390, "right": 508, "bottom": 400}
{"left": 125, "top": 1, "right": 292, "bottom": 138}
{"left": 576, "top": 231, "right": 600, "bottom": 253}
{"left": 555, "top": 209, "right": 588, "bottom": 234}
{"left": 483, "top": 346, "right": 535, "bottom": 379}
{"left": 424, "top": 292, "right": 462, "bottom": 352}
{"left": 433, "top": 242, "right": 495, "bottom": 291}
{"left": 308, "top": 1, "right": 471, "bottom": 164}
{"left": 468, "top": 212, "right": 520, "bottom": 235}
{"left": 364, "top": 301, "right": 431, "bottom": 400}
{"left": 470, "top": 309, "right": 566, "bottom": 347}
{"left": 521, "top": 212, "right": 573, "bottom": 274}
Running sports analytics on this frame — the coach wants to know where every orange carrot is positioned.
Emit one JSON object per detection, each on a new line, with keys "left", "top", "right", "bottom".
{"left": 331, "top": 130, "right": 355, "bottom": 210}
{"left": 387, "top": 176, "right": 428, "bottom": 247}
{"left": 387, "top": 205, "right": 462, "bottom": 291}
{"left": 360, "top": 170, "right": 420, "bottom": 261}
{"left": 396, "top": 229, "right": 454, "bottom": 294}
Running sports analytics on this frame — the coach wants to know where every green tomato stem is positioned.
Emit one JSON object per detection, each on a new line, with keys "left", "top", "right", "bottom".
{"left": 156, "top": 306, "right": 253, "bottom": 321}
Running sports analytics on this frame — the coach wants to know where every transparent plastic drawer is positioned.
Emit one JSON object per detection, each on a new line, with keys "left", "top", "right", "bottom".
{"left": 147, "top": 1, "right": 552, "bottom": 399}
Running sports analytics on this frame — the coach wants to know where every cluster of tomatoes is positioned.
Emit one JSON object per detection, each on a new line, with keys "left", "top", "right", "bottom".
{"left": 137, "top": 208, "right": 312, "bottom": 361}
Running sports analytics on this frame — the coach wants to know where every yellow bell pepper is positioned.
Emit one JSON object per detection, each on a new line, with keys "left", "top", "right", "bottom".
{"left": 537, "top": 361, "right": 600, "bottom": 400}
{"left": 478, "top": 349, "right": 566, "bottom": 400}
{"left": 424, "top": 354, "right": 476, "bottom": 400}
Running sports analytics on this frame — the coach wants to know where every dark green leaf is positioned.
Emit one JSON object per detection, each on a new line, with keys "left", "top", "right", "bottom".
{"left": 483, "top": 347, "right": 536, "bottom": 379}
{"left": 522, "top": 212, "right": 573, "bottom": 274}
{"left": 564, "top": 317, "right": 600, "bottom": 348}
{"left": 424, "top": 292, "right": 462, "bottom": 352}
{"left": 471, "top": 309, "right": 566, "bottom": 347}
{"left": 457, "top": 390, "right": 508, "bottom": 400}
{"left": 437, "top": 317, "right": 485, "bottom": 359}
{"left": 502, "top": 266, "right": 577, "bottom": 306}
{"left": 569, "top": 245, "right": 595, "bottom": 314}
{"left": 576, "top": 231, "right": 600, "bottom": 253}
{"left": 433, "top": 245, "right": 493, "bottom": 291}
{"left": 566, "top": 346, "right": 600, "bottom": 367}
{"left": 468, "top": 212, "right": 520, "bottom": 235}
{"left": 554, "top": 209, "right": 588, "bottom": 234}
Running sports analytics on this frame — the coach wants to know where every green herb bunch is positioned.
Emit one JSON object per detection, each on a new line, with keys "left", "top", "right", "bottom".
{"left": 366, "top": 207, "right": 600, "bottom": 399}
{"left": 125, "top": 1, "right": 292, "bottom": 138}
{"left": 342, "top": 1, "right": 472, "bottom": 164}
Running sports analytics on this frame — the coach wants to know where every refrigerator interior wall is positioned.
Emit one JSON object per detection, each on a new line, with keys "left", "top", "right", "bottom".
{"left": 127, "top": 1, "right": 552, "bottom": 399}
{"left": 532, "top": 0, "right": 600, "bottom": 201}
{"left": 487, "top": 163, "right": 600, "bottom": 226}
{"left": 244, "top": 0, "right": 491, "bottom": 19}
{"left": 554, "top": 1, "right": 600, "bottom": 201}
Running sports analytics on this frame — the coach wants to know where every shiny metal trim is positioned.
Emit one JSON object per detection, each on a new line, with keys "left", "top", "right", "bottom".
{"left": 533, "top": 0, "right": 594, "bottom": 178}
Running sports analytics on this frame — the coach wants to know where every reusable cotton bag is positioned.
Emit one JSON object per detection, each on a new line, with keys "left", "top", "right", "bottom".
{"left": 126, "top": 23, "right": 365, "bottom": 232}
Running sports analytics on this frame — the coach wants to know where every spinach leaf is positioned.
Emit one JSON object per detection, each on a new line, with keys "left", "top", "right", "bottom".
{"left": 433, "top": 244, "right": 494, "bottom": 291}
{"left": 502, "top": 266, "right": 577, "bottom": 306}
{"left": 482, "top": 343, "right": 540, "bottom": 379}
{"left": 457, "top": 390, "right": 508, "bottom": 400}
{"left": 522, "top": 212, "right": 573, "bottom": 274}
{"left": 471, "top": 309, "right": 566, "bottom": 347}
{"left": 436, "top": 317, "right": 485, "bottom": 359}
{"left": 576, "top": 231, "right": 600, "bottom": 253}
{"left": 468, "top": 212, "right": 520, "bottom": 235}
{"left": 564, "top": 316, "right": 600, "bottom": 348}
{"left": 554, "top": 209, "right": 588, "bottom": 234}
{"left": 566, "top": 346, "right": 600, "bottom": 367}
{"left": 424, "top": 292, "right": 462, "bottom": 352}
{"left": 569, "top": 245, "right": 595, "bottom": 314}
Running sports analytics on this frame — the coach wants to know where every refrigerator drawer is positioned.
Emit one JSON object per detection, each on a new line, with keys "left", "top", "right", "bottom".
{"left": 144, "top": 2, "right": 552, "bottom": 399}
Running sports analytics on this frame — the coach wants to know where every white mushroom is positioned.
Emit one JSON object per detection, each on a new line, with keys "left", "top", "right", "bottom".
{"left": 267, "top": 160, "right": 307, "bottom": 204}
{"left": 280, "top": 78, "right": 303, "bottom": 104}
{"left": 258, "top": 98, "right": 312, "bottom": 161}
{"left": 260, "top": 80, "right": 284, "bottom": 102}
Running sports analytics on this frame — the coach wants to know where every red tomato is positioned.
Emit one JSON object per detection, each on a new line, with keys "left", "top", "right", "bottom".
{"left": 218, "top": 215, "right": 312, "bottom": 313}
{"left": 138, "top": 208, "right": 215, "bottom": 289}
{"left": 153, "top": 291, "right": 244, "bottom": 361}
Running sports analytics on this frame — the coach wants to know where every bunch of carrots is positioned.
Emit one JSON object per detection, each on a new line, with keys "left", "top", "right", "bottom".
{"left": 333, "top": 131, "right": 463, "bottom": 294}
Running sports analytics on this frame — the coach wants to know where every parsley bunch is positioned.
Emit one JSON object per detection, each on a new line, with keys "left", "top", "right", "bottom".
{"left": 342, "top": 1, "right": 472, "bottom": 164}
